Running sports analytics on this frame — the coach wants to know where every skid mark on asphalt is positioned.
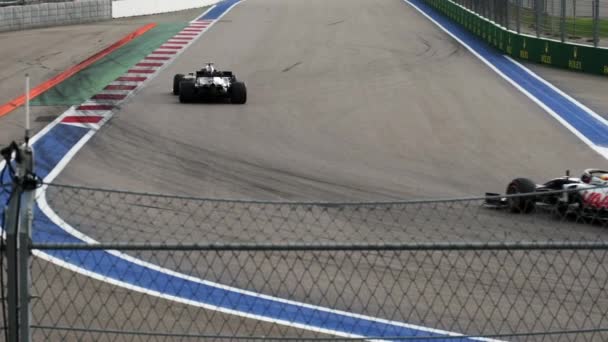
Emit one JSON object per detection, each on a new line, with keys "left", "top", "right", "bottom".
{"left": 282, "top": 61, "right": 302, "bottom": 73}
{"left": 327, "top": 19, "right": 345, "bottom": 26}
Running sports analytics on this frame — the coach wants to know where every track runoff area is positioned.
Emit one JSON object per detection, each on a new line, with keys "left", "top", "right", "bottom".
{"left": 1, "top": 0, "right": 607, "bottom": 340}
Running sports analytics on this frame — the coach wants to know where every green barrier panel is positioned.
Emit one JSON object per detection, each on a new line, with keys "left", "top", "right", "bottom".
{"left": 423, "top": 0, "right": 608, "bottom": 76}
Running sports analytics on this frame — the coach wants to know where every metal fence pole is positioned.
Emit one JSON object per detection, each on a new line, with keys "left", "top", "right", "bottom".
{"left": 516, "top": 0, "right": 521, "bottom": 32}
{"left": 5, "top": 183, "right": 22, "bottom": 342}
{"left": 573, "top": 0, "right": 576, "bottom": 37}
{"left": 560, "top": 0, "right": 566, "bottom": 42}
{"left": 3, "top": 142, "right": 35, "bottom": 342}
{"left": 18, "top": 145, "right": 34, "bottom": 342}
{"left": 505, "top": 0, "right": 510, "bottom": 29}
{"left": 535, "top": 0, "right": 542, "bottom": 37}
{"left": 593, "top": 0, "right": 600, "bottom": 47}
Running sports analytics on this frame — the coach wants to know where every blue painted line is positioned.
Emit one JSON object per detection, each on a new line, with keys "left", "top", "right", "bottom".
{"left": 0, "top": 123, "right": 88, "bottom": 221}
{"left": 33, "top": 124, "right": 89, "bottom": 180}
{"left": 408, "top": 0, "right": 608, "bottom": 148}
{"left": 42, "top": 235, "right": 477, "bottom": 340}
{"left": 198, "top": 0, "right": 241, "bottom": 20}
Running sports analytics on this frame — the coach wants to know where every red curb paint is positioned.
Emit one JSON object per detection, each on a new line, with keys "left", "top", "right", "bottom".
{"left": 62, "top": 116, "right": 104, "bottom": 124}
{"left": 166, "top": 41, "right": 189, "bottom": 45}
{"left": 128, "top": 69, "right": 156, "bottom": 74}
{"left": 159, "top": 45, "right": 183, "bottom": 49}
{"left": 136, "top": 62, "right": 163, "bottom": 67}
{"left": 152, "top": 50, "right": 178, "bottom": 54}
{"left": 117, "top": 76, "right": 147, "bottom": 82}
{"left": 92, "top": 94, "right": 127, "bottom": 100}
{"left": 145, "top": 56, "right": 171, "bottom": 60}
{"left": 77, "top": 104, "right": 114, "bottom": 111}
{"left": 183, "top": 28, "right": 204, "bottom": 32}
{"left": 0, "top": 23, "right": 157, "bottom": 118}
{"left": 104, "top": 84, "right": 138, "bottom": 91}
{"left": 177, "top": 32, "right": 198, "bottom": 36}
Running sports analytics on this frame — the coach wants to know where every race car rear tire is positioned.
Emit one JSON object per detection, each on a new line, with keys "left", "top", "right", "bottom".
{"left": 230, "top": 81, "right": 247, "bottom": 104}
{"left": 173, "top": 74, "right": 184, "bottom": 95}
{"left": 506, "top": 178, "right": 536, "bottom": 213}
{"left": 179, "top": 81, "right": 196, "bottom": 103}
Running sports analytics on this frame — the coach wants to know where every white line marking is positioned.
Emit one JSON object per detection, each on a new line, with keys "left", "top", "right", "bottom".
{"left": 503, "top": 55, "right": 608, "bottom": 126}
{"left": 190, "top": 7, "right": 216, "bottom": 23}
{"left": 108, "top": 81, "right": 142, "bottom": 86}
{"left": 96, "top": 90, "right": 134, "bottom": 96}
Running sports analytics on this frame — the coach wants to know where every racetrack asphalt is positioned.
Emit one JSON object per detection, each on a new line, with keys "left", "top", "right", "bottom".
{"left": 3, "top": 0, "right": 608, "bottom": 339}
{"left": 53, "top": 0, "right": 607, "bottom": 200}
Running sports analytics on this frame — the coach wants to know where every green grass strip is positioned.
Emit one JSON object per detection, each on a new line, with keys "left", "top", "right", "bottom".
{"left": 32, "top": 22, "right": 188, "bottom": 106}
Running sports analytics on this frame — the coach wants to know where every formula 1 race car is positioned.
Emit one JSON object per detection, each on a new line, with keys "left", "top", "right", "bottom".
{"left": 172, "top": 63, "right": 247, "bottom": 104}
{"left": 484, "top": 169, "right": 608, "bottom": 218}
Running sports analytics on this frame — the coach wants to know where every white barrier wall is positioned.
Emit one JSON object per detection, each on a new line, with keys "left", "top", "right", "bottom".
{"left": 0, "top": 0, "right": 111, "bottom": 32}
{"left": 111, "top": 0, "right": 221, "bottom": 18}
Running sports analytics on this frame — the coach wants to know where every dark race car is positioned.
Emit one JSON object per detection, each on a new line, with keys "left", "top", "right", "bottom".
{"left": 485, "top": 169, "right": 608, "bottom": 218}
{"left": 173, "top": 63, "right": 247, "bottom": 104}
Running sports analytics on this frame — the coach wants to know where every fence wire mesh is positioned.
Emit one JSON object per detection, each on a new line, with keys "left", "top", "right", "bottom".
{"left": 452, "top": 0, "right": 606, "bottom": 47}
{"left": 0, "top": 0, "right": 72, "bottom": 5}
{"left": 28, "top": 246, "right": 608, "bottom": 341}
{"left": 0, "top": 245, "right": 6, "bottom": 342}
{"left": 0, "top": 184, "right": 599, "bottom": 340}
{"left": 41, "top": 183, "right": 608, "bottom": 245}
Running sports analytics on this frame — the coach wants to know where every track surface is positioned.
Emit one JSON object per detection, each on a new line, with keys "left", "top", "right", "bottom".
{"left": 54, "top": 0, "right": 606, "bottom": 201}
{"left": 4, "top": 0, "right": 608, "bottom": 339}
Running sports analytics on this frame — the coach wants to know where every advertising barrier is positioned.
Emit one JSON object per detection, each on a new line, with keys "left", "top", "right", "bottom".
{"left": 111, "top": 0, "right": 221, "bottom": 18}
{"left": 424, "top": 0, "right": 608, "bottom": 76}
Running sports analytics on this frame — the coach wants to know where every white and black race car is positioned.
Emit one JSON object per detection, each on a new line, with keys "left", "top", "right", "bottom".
{"left": 173, "top": 63, "right": 247, "bottom": 104}
{"left": 485, "top": 169, "right": 608, "bottom": 218}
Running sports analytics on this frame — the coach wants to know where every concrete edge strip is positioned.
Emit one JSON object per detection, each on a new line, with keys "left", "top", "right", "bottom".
{"left": 0, "top": 23, "right": 157, "bottom": 118}
{"left": 403, "top": 0, "right": 608, "bottom": 160}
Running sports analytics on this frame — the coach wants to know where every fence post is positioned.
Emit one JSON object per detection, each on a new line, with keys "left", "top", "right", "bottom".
{"left": 5, "top": 179, "right": 22, "bottom": 342}
{"left": 572, "top": 0, "right": 576, "bottom": 38}
{"left": 505, "top": 0, "right": 510, "bottom": 29}
{"left": 18, "top": 144, "right": 34, "bottom": 342}
{"left": 516, "top": 0, "right": 521, "bottom": 32}
{"left": 560, "top": 0, "right": 566, "bottom": 42}
{"left": 3, "top": 141, "right": 35, "bottom": 342}
{"left": 592, "top": 0, "right": 599, "bottom": 47}
{"left": 535, "top": 0, "right": 541, "bottom": 37}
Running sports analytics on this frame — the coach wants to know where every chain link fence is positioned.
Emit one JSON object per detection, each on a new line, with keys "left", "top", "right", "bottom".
{"left": 5, "top": 176, "right": 608, "bottom": 340}
{"left": 0, "top": 0, "right": 73, "bottom": 6}
{"left": 27, "top": 244, "right": 608, "bottom": 341}
{"left": 41, "top": 183, "right": 608, "bottom": 245}
{"left": 452, "top": 0, "right": 607, "bottom": 47}
{"left": 0, "top": 184, "right": 603, "bottom": 340}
